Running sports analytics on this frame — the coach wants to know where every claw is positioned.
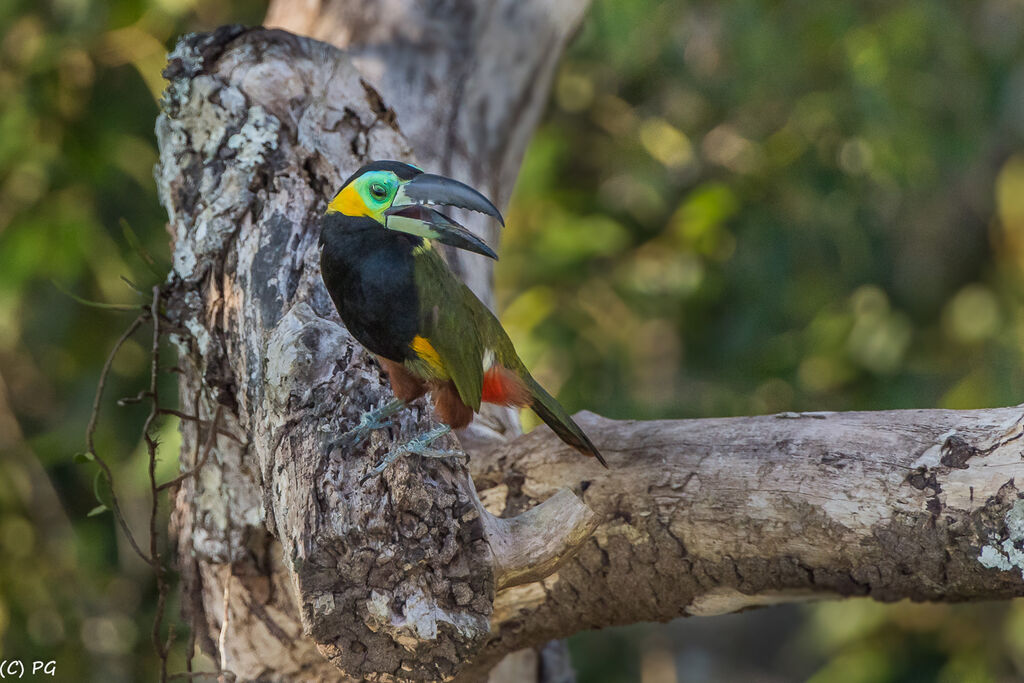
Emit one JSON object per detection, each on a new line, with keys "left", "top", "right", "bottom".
{"left": 359, "top": 424, "right": 464, "bottom": 484}
{"left": 323, "top": 398, "right": 406, "bottom": 456}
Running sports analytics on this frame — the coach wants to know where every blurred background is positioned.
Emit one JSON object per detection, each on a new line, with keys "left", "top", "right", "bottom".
{"left": 3, "top": 0, "right": 1024, "bottom": 680}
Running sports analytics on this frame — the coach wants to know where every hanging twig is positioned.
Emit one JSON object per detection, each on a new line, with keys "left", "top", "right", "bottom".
{"left": 86, "top": 281, "right": 241, "bottom": 680}
{"left": 84, "top": 312, "right": 155, "bottom": 566}
{"left": 157, "top": 405, "right": 224, "bottom": 492}
{"left": 157, "top": 407, "right": 241, "bottom": 444}
{"left": 138, "top": 286, "right": 175, "bottom": 682}
{"left": 117, "top": 390, "right": 153, "bottom": 406}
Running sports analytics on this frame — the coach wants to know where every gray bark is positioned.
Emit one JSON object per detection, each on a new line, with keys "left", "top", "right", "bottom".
{"left": 158, "top": 14, "right": 592, "bottom": 681}
{"left": 155, "top": 11, "right": 1024, "bottom": 683}
{"left": 466, "top": 408, "right": 1024, "bottom": 675}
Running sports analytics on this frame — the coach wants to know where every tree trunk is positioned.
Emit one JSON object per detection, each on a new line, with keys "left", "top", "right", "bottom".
{"left": 156, "top": 13, "right": 1024, "bottom": 683}
{"left": 158, "top": 6, "right": 592, "bottom": 678}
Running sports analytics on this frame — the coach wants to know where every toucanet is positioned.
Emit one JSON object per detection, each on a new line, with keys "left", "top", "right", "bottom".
{"left": 319, "top": 160, "right": 606, "bottom": 472}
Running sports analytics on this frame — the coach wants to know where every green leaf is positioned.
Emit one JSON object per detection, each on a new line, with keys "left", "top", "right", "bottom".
{"left": 73, "top": 452, "right": 94, "bottom": 464}
{"left": 92, "top": 470, "right": 113, "bottom": 509}
{"left": 87, "top": 505, "right": 109, "bottom": 517}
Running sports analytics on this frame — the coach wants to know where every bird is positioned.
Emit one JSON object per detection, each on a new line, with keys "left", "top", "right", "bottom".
{"left": 318, "top": 160, "right": 606, "bottom": 477}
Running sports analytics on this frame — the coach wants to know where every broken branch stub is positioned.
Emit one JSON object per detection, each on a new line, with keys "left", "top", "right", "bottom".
{"left": 477, "top": 487, "right": 600, "bottom": 591}
{"left": 158, "top": 27, "right": 596, "bottom": 681}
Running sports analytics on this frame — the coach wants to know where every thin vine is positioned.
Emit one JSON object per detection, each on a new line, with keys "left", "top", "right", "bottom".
{"left": 82, "top": 284, "right": 237, "bottom": 682}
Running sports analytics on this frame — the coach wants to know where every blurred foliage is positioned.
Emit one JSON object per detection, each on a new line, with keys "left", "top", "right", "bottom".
{"left": 496, "top": 0, "right": 1024, "bottom": 680}
{"left": 501, "top": 0, "right": 1024, "bottom": 422}
{"left": 4, "top": 0, "right": 1024, "bottom": 680}
{"left": 0, "top": 0, "right": 265, "bottom": 680}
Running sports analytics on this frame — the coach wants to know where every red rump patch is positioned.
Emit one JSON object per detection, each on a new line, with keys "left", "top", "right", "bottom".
{"left": 481, "top": 366, "right": 530, "bottom": 406}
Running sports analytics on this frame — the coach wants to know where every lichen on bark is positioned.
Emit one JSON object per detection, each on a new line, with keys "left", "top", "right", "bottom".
{"left": 160, "top": 27, "right": 497, "bottom": 681}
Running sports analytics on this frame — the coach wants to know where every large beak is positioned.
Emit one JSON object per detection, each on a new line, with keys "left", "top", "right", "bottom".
{"left": 384, "top": 174, "right": 504, "bottom": 260}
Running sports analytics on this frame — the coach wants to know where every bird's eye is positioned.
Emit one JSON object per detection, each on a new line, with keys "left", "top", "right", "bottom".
{"left": 370, "top": 183, "right": 386, "bottom": 199}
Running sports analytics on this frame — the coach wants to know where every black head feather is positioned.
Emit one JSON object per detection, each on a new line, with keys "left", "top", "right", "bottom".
{"left": 341, "top": 160, "right": 422, "bottom": 188}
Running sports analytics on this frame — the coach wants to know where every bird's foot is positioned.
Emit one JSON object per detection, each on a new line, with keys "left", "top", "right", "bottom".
{"left": 359, "top": 424, "right": 464, "bottom": 484}
{"left": 323, "top": 398, "right": 406, "bottom": 456}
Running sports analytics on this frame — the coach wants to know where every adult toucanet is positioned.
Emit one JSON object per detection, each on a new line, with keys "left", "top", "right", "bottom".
{"left": 319, "top": 160, "right": 606, "bottom": 478}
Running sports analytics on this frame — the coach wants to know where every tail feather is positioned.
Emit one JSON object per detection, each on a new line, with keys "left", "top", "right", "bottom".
{"left": 524, "top": 375, "right": 608, "bottom": 467}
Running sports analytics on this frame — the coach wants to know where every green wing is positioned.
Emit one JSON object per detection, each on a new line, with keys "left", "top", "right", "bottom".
{"left": 411, "top": 245, "right": 490, "bottom": 410}
{"left": 410, "top": 244, "right": 606, "bottom": 466}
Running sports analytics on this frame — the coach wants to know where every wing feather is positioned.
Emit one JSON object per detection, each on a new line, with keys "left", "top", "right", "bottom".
{"left": 412, "top": 247, "right": 486, "bottom": 410}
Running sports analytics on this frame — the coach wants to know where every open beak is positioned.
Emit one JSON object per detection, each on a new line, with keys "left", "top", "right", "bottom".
{"left": 384, "top": 174, "right": 504, "bottom": 260}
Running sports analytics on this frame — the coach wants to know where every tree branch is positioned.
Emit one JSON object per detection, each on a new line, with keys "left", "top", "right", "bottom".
{"left": 459, "top": 407, "right": 1024, "bottom": 675}
{"left": 477, "top": 487, "right": 599, "bottom": 592}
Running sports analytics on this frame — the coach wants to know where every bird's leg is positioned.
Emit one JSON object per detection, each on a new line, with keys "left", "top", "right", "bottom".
{"left": 359, "top": 424, "right": 464, "bottom": 484}
{"left": 323, "top": 398, "right": 406, "bottom": 455}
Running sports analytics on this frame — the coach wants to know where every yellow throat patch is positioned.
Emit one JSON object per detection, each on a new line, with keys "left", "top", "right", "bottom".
{"left": 328, "top": 184, "right": 383, "bottom": 222}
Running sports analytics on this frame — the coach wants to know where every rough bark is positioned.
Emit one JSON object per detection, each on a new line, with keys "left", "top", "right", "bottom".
{"left": 463, "top": 408, "right": 1024, "bottom": 676}
{"left": 258, "top": 6, "right": 594, "bottom": 679}
{"left": 158, "top": 24, "right": 594, "bottom": 682}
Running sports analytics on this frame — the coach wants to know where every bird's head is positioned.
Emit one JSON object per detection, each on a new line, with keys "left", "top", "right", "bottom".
{"left": 324, "top": 160, "right": 504, "bottom": 259}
